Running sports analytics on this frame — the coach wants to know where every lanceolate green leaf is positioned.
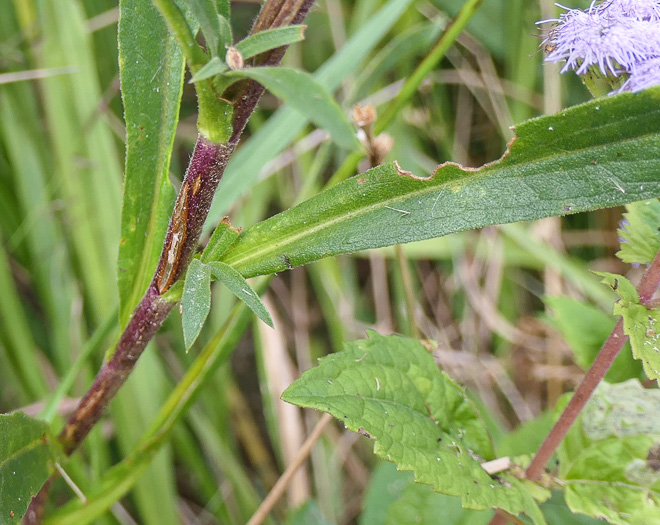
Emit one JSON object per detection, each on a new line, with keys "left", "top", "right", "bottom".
{"left": 282, "top": 332, "right": 545, "bottom": 522}
{"left": 221, "top": 67, "right": 360, "bottom": 151}
{"left": 182, "top": 258, "right": 212, "bottom": 351}
{"left": 220, "top": 89, "right": 660, "bottom": 277}
{"left": 207, "top": 261, "right": 273, "bottom": 327}
{"left": 0, "top": 413, "right": 60, "bottom": 522}
{"left": 235, "top": 25, "right": 306, "bottom": 60}
{"left": 117, "top": 0, "right": 183, "bottom": 327}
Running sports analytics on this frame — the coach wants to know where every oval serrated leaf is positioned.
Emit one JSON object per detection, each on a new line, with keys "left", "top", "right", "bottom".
{"left": 207, "top": 261, "right": 273, "bottom": 327}
{"left": 221, "top": 88, "right": 660, "bottom": 278}
{"left": 282, "top": 332, "right": 545, "bottom": 523}
{"left": 182, "top": 258, "right": 212, "bottom": 351}
{"left": 0, "top": 413, "right": 60, "bottom": 522}
{"left": 221, "top": 67, "right": 360, "bottom": 151}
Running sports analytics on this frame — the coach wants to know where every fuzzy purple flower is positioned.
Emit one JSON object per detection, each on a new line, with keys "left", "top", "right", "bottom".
{"left": 619, "top": 56, "right": 660, "bottom": 90}
{"left": 538, "top": 0, "right": 660, "bottom": 93}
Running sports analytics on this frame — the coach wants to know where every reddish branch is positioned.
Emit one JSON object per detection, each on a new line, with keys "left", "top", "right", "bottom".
{"left": 489, "top": 248, "right": 660, "bottom": 525}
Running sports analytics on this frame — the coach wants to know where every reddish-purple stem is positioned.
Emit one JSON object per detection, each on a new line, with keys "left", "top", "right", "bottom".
{"left": 489, "top": 249, "right": 660, "bottom": 525}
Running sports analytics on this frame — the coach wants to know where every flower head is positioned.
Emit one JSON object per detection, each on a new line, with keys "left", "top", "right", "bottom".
{"left": 538, "top": 0, "right": 660, "bottom": 93}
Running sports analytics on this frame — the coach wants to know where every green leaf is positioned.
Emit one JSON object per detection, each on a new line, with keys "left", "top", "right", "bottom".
{"left": 544, "top": 296, "right": 642, "bottom": 383}
{"left": 0, "top": 413, "right": 60, "bottom": 522}
{"left": 217, "top": 14, "right": 232, "bottom": 49}
{"left": 220, "top": 89, "right": 660, "bottom": 277}
{"left": 221, "top": 67, "right": 359, "bottom": 151}
{"left": 386, "top": 480, "right": 492, "bottom": 525}
{"left": 201, "top": 217, "right": 241, "bottom": 263}
{"left": 361, "top": 462, "right": 414, "bottom": 525}
{"left": 189, "top": 55, "right": 228, "bottom": 83}
{"left": 117, "top": 0, "right": 182, "bottom": 327}
{"left": 593, "top": 272, "right": 639, "bottom": 304}
{"left": 619, "top": 303, "right": 660, "bottom": 382}
{"left": 283, "top": 332, "right": 545, "bottom": 523}
{"left": 558, "top": 380, "right": 660, "bottom": 524}
{"left": 235, "top": 25, "right": 306, "bottom": 60}
{"left": 286, "top": 500, "right": 333, "bottom": 525}
{"left": 182, "top": 258, "right": 212, "bottom": 351}
{"left": 181, "top": 0, "right": 222, "bottom": 57}
{"left": 207, "top": 261, "right": 273, "bottom": 327}
{"left": 594, "top": 273, "right": 660, "bottom": 381}
{"left": 617, "top": 199, "right": 660, "bottom": 265}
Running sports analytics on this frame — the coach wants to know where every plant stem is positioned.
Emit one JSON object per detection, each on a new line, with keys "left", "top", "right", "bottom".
{"left": 488, "top": 249, "right": 660, "bottom": 525}
{"left": 525, "top": 248, "right": 660, "bottom": 481}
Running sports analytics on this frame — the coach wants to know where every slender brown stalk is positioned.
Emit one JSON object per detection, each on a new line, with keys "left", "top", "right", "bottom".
{"left": 488, "top": 249, "right": 660, "bottom": 525}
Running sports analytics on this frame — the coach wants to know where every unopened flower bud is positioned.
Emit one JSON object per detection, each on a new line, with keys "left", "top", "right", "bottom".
{"left": 226, "top": 46, "right": 244, "bottom": 71}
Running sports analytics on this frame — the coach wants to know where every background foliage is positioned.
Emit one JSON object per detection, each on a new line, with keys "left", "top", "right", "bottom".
{"left": 1, "top": 0, "right": 655, "bottom": 523}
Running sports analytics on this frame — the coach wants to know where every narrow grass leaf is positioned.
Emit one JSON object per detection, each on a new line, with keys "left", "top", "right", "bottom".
{"left": 282, "top": 332, "right": 545, "bottom": 522}
{"left": 558, "top": 380, "right": 660, "bottom": 524}
{"left": 207, "top": 261, "right": 273, "bottom": 327}
{"left": 221, "top": 89, "right": 660, "bottom": 277}
{"left": 0, "top": 413, "right": 60, "bottom": 522}
{"left": 235, "top": 25, "right": 306, "bottom": 60}
{"left": 117, "top": 0, "right": 183, "bottom": 327}
{"left": 182, "top": 258, "right": 212, "bottom": 351}
{"left": 222, "top": 67, "right": 360, "bottom": 150}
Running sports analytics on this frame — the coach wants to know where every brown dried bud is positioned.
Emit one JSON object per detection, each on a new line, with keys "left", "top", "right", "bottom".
{"left": 351, "top": 104, "right": 376, "bottom": 128}
{"left": 371, "top": 133, "right": 393, "bottom": 164}
{"left": 226, "top": 46, "right": 244, "bottom": 71}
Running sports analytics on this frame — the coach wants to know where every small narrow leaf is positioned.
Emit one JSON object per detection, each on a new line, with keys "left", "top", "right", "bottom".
{"left": 617, "top": 199, "right": 660, "bottom": 265}
{"left": 222, "top": 67, "right": 360, "bottom": 150}
{"left": 190, "top": 56, "right": 228, "bottom": 83}
{"left": 218, "top": 14, "right": 233, "bottom": 49}
{"left": 283, "top": 332, "right": 546, "bottom": 523}
{"left": 559, "top": 380, "right": 660, "bottom": 524}
{"left": 182, "top": 258, "right": 212, "bottom": 351}
{"left": 182, "top": 0, "right": 222, "bottom": 57}
{"left": 207, "top": 261, "right": 273, "bottom": 327}
{"left": 0, "top": 413, "right": 60, "bottom": 522}
{"left": 201, "top": 217, "right": 240, "bottom": 263}
{"left": 235, "top": 25, "right": 306, "bottom": 60}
